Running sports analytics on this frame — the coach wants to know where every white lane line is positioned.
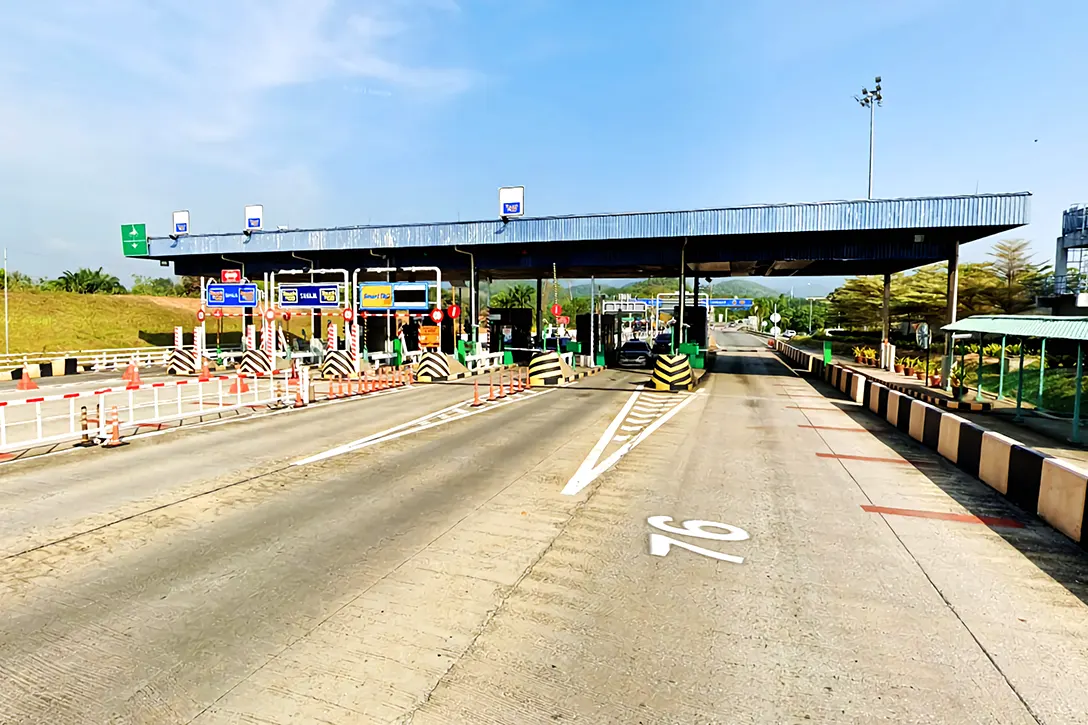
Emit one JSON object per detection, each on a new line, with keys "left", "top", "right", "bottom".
{"left": 565, "top": 389, "right": 641, "bottom": 488}
{"left": 613, "top": 435, "right": 631, "bottom": 442}
{"left": 562, "top": 391, "right": 702, "bottom": 496}
{"left": 620, "top": 424, "right": 644, "bottom": 432}
{"left": 292, "top": 389, "right": 552, "bottom": 467}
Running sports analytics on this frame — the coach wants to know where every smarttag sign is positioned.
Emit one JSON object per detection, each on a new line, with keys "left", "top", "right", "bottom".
{"left": 278, "top": 283, "right": 341, "bottom": 308}
{"left": 708, "top": 298, "right": 754, "bottom": 308}
{"left": 206, "top": 283, "right": 259, "bottom": 308}
{"left": 498, "top": 186, "right": 525, "bottom": 218}
{"left": 358, "top": 284, "right": 393, "bottom": 309}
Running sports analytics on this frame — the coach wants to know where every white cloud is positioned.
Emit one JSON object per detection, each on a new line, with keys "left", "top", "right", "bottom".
{"left": 0, "top": 0, "right": 474, "bottom": 277}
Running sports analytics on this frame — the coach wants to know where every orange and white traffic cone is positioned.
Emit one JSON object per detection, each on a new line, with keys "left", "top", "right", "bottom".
{"left": 498, "top": 370, "right": 507, "bottom": 398}
{"left": 523, "top": 366, "right": 530, "bottom": 390}
{"left": 198, "top": 361, "right": 212, "bottom": 382}
{"left": 488, "top": 371, "right": 497, "bottom": 401}
{"left": 471, "top": 379, "right": 483, "bottom": 407}
{"left": 15, "top": 371, "right": 38, "bottom": 391}
{"left": 229, "top": 370, "right": 249, "bottom": 395}
{"left": 122, "top": 361, "right": 137, "bottom": 383}
{"left": 294, "top": 385, "right": 306, "bottom": 408}
{"left": 126, "top": 364, "right": 142, "bottom": 389}
{"left": 103, "top": 406, "right": 124, "bottom": 448}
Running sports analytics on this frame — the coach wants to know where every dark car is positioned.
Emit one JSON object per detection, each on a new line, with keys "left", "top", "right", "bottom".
{"left": 618, "top": 340, "right": 653, "bottom": 368}
{"left": 652, "top": 333, "right": 673, "bottom": 355}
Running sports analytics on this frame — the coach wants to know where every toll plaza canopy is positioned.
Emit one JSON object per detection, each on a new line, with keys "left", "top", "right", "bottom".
{"left": 150, "top": 192, "right": 1030, "bottom": 282}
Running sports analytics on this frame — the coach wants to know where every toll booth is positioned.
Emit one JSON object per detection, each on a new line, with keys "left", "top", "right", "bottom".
{"left": 488, "top": 308, "right": 534, "bottom": 363}
{"left": 361, "top": 314, "right": 391, "bottom": 354}
{"left": 441, "top": 316, "right": 456, "bottom": 354}
{"left": 672, "top": 306, "right": 708, "bottom": 349}
{"left": 575, "top": 312, "right": 617, "bottom": 365}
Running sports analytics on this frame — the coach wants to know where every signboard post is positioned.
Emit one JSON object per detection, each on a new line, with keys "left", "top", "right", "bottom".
{"left": 121, "top": 224, "right": 148, "bottom": 256}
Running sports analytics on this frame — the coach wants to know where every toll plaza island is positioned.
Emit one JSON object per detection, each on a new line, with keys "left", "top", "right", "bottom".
{"left": 9, "top": 191, "right": 1088, "bottom": 725}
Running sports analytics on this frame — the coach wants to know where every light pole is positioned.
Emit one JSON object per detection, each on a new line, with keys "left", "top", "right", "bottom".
{"left": 855, "top": 76, "right": 883, "bottom": 199}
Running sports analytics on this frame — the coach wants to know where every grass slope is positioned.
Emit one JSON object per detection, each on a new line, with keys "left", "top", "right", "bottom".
{"left": 0, "top": 291, "right": 246, "bottom": 353}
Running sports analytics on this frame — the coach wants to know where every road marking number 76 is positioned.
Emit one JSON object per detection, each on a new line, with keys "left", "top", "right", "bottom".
{"left": 647, "top": 516, "right": 749, "bottom": 564}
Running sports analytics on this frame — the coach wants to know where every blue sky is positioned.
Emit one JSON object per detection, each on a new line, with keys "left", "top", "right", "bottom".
{"left": 0, "top": 0, "right": 1084, "bottom": 289}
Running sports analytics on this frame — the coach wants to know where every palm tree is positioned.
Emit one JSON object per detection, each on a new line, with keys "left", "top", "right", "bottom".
{"left": 52, "top": 267, "right": 126, "bottom": 294}
{"left": 492, "top": 283, "right": 535, "bottom": 309}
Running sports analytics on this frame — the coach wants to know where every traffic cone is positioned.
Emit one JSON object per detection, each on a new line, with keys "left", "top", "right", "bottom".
{"left": 229, "top": 371, "right": 249, "bottom": 395}
{"left": 488, "top": 371, "right": 497, "bottom": 401}
{"left": 15, "top": 371, "right": 38, "bottom": 391}
{"left": 122, "top": 361, "right": 137, "bottom": 383}
{"left": 125, "top": 364, "right": 142, "bottom": 389}
{"left": 471, "top": 379, "right": 483, "bottom": 407}
{"left": 524, "top": 366, "right": 531, "bottom": 389}
{"left": 198, "top": 361, "right": 211, "bottom": 382}
{"left": 102, "top": 406, "right": 124, "bottom": 448}
{"left": 498, "top": 370, "right": 507, "bottom": 398}
{"left": 407, "top": 366, "right": 414, "bottom": 385}
{"left": 513, "top": 368, "right": 522, "bottom": 393}
{"left": 294, "top": 386, "right": 306, "bottom": 408}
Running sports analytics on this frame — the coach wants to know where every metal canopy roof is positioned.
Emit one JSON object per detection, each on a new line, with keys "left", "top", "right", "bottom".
{"left": 150, "top": 192, "right": 1031, "bottom": 280}
{"left": 943, "top": 315, "right": 1088, "bottom": 341}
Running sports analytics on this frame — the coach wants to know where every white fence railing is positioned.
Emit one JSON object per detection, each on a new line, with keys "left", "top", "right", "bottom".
{"left": 465, "top": 352, "right": 505, "bottom": 372}
{"left": 0, "top": 364, "right": 418, "bottom": 456}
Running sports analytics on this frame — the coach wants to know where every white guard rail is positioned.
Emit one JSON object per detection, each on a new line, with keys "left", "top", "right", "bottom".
{"left": 0, "top": 371, "right": 292, "bottom": 454}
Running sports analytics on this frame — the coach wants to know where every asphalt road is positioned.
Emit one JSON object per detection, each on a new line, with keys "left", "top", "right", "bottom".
{"left": 0, "top": 334, "right": 1086, "bottom": 724}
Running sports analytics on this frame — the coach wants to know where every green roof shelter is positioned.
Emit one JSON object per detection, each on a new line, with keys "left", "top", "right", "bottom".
{"left": 943, "top": 315, "right": 1088, "bottom": 442}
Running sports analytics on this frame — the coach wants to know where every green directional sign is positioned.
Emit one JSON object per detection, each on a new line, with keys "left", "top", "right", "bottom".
{"left": 121, "top": 223, "right": 148, "bottom": 256}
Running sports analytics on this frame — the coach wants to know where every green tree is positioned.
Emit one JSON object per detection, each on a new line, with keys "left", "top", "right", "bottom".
{"left": 130, "top": 276, "right": 181, "bottom": 296}
{"left": 988, "top": 239, "right": 1047, "bottom": 314}
{"left": 491, "top": 283, "right": 534, "bottom": 308}
{"left": 0, "top": 269, "right": 35, "bottom": 290}
{"left": 47, "top": 268, "right": 126, "bottom": 294}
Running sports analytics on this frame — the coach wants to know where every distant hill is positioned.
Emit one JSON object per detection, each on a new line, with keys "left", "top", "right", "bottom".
{"left": 707, "top": 280, "right": 778, "bottom": 298}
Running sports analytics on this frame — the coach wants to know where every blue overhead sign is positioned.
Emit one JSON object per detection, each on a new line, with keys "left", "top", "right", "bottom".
{"left": 278, "top": 283, "right": 341, "bottom": 308}
{"left": 206, "top": 283, "right": 259, "bottom": 308}
{"left": 708, "top": 298, "right": 753, "bottom": 308}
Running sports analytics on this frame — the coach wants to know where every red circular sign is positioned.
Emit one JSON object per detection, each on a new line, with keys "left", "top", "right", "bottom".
{"left": 447, "top": 304, "right": 461, "bottom": 320}
{"left": 343, "top": 308, "right": 354, "bottom": 321}
{"left": 430, "top": 308, "right": 444, "bottom": 324}
{"left": 196, "top": 309, "right": 206, "bottom": 322}
{"left": 282, "top": 311, "right": 291, "bottom": 321}
{"left": 212, "top": 308, "right": 223, "bottom": 319}
{"left": 264, "top": 309, "right": 277, "bottom": 322}
{"left": 550, "top": 303, "right": 562, "bottom": 316}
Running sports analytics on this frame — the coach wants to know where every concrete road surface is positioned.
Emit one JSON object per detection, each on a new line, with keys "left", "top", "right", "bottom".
{"left": 0, "top": 334, "right": 1085, "bottom": 724}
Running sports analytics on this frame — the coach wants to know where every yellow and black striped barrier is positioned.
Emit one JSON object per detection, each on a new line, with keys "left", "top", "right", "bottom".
{"left": 528, "top": 350, "right": 565, "bottom": 386}
{"left": 416, "top": 350, "right": 452, "bottom": 382}
{"left": 651, "top": 354, "right": 694, "bottom": 391}
{"left": 319, "top": 350, "right": 354, "bottom": 379}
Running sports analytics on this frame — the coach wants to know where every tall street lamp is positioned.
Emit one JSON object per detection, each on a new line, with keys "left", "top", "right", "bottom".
{"left": 855, "top": 76, "right": 883, "bottom": 199}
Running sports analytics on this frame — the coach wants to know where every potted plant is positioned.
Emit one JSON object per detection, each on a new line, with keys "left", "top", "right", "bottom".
{"left": 863, "top": 348, "right": 877, "bottom": 366}
{"left": 949, "top": 362, "right": 967, "bottom": 396}
{"left": 903, "top": 357, "right": 915, "bottom": 377}
{"left": 853, "top": 346, "right": 864, "bottom": 364}
{"left": 894, "top": 356, "right": 904, "bottom": 374}
{"left": 927, "top": 360, "right": 940, "bottom": 386}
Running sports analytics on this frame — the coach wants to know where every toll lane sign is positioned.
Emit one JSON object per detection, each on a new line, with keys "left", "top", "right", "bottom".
{"left": 206, "top": 283, "right": 259, "bottom": 308}
{"left": 279, "top": 283, "right": 341, "bottom": 308}
{"left": 121, "top": 223, "right": 148, "bottom": 256}
{"left": 358, "top": 284, "right": 393, "bottom": 309}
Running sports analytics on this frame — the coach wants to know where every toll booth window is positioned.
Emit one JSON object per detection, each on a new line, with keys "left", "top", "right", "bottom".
{"left": 394, "top": 288, "right": 427, "bottom": 306}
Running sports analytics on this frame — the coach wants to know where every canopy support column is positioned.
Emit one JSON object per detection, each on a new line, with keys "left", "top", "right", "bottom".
{"left": 942, "top": 242, "right": 960, "bottom": 391}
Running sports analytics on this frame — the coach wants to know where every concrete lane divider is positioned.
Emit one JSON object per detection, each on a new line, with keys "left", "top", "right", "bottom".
{"left": 528, "top": 351, "right": 565, "bottom": 386}
{"left": 650, "top": 354, "right": 694, "bottom": 392}
{"left": 774, "top": 341, "right": 1088, "bottom": 548}
{"left": 0, "top": 357, "right": 90, "bottom": 382}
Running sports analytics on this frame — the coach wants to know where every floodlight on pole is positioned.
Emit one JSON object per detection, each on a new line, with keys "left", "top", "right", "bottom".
{"left": 855, "top": 76, "right": 883, "bottom": 199}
